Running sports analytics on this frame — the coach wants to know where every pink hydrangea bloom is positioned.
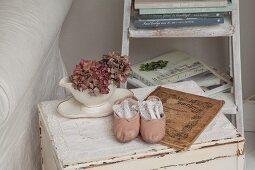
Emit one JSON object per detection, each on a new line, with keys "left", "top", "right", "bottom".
{"left": 70, "top": 52, "right": 131, "bottom": 96}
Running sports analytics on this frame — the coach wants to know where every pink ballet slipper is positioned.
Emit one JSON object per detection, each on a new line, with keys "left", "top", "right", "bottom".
{"left": 139, "top": 96, "right": 166, "bottom": 144}
{"left": 113, "top": 96, "right": 140, "bottom": 143}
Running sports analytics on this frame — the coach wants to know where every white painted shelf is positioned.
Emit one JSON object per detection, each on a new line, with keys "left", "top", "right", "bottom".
{"left": 122, "top": 0, "right": 244, "bottom": 135}
{"left": 129, "top": 16, "right": 234, "bottom": 38}
{"left": 128, "top": 77, "right": 238, "bottom": 115}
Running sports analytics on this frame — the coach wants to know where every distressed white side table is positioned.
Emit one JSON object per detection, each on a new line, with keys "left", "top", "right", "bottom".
{"left": 38, "top": 82, "right": 245, "bottom": 170}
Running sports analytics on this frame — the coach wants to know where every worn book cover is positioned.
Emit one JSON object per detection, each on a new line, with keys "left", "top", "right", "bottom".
{"left": 146, "top": 86, "right": 225, "bottom": 150}
{"left": 130, "top": 50, "right": 232, "bottom": 96}
{"left": 135, "top": 0, "right": 228, "bottom": 9}
{"left": 134, "top": 17, "right": 224, "bottom": 28}
{"left": 133, "top": 12, "right": 225, "bottom": 19}
{"left": 131, "top": 51, "right": 209, "bottom": 86}
{"left": 139, "top": 1, "right": 232, "bottom": 14}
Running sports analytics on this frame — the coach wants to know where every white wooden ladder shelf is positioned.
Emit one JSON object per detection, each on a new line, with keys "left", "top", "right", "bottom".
{"left": 121, "top": 0, "right": 244, "bottom": 135}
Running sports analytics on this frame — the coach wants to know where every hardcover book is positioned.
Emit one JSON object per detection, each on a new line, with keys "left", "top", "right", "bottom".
{"left": 131, "top": 51, "right": 232, "bottom": 96}
{"left": 139, "top": 1, "right": 232, "bottom": 14}
{"left": 146, "top": 86, "right": 225, "bottom": 150}
{"left": 134, "top": 12, "right": 225, "bottom": 19}
{"left": 135, "top": 0, "right": 228, "bottom": 9}
{"left": 134, "top": 17, "right": 224, "bottom": 28}
{"left": 132, "top": 51, "right": 209, "bottom": 85}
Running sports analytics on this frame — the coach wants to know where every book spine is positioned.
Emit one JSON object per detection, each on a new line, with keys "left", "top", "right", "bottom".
{"left": 134, "top": 17, "right": 224, "bottom": 28}
{"left": 135, "top": 13, "right": 224, "bottom": 19}
{"left": 127, "top": 77, "right": 148, "bottom": 88}
{"left": 152, "top": 65, "right": 208, "bottom": 84}
{"left": 132, "top": 63, "right": 208, "bottom": 85}
{"left": 139, "top": 2, "right": 232, "bottom": 15}
{"left": 131, "top": 71, "right": 155, "bottom": 86}
{"left": 135, "top": 1, "right": 228, "bottom": 9}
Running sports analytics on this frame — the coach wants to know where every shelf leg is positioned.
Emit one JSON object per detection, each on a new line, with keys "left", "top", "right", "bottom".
{"left": 121, "top": 0, "right": 132, "bottom": 88}
{"left": 232, "top": 0, "right": 244, "bottom": 135}
{"left": 229, "top": 37, "right": 236, "bottom": 126}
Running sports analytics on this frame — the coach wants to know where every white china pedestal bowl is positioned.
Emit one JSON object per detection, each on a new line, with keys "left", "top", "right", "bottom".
{"left": 57, "top": 77, "right": 133, "bottom": 118}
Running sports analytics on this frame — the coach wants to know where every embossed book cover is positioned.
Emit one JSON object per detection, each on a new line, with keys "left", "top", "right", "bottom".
{"left": 147, "top": 86, "right": 225, "bottom": 150}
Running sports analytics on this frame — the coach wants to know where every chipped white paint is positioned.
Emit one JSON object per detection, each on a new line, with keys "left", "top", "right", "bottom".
{"left": 87, "top": 141, "right": 244, "bottom": 170}
{"left": 121, "top": 0, "right": 132, "bottom": 56}
{"left": 39, "top": 82, "right": 245, "bottom": 170}
{"left": 212, "top": 93, "right": 238, "bottom": 114}
{"left": 120, "top": 0, "right": 132, "bottom": 88}
{"left": 231, "top": 0, "right": 244, "bottom": 135}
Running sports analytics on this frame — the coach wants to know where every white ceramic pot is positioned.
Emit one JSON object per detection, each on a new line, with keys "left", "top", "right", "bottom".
{"left": 59, "top": 77, "right": 116, "bottom": 108}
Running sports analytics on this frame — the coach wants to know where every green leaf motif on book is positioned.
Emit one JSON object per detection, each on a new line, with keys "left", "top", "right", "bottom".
{"left": 140, "top": 60, "right": 168, "bottom": 71}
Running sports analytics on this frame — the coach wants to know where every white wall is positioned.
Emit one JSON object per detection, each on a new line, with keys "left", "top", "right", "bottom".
{"left": 60, "top": 0, "right": 255, "bottom": 98}
{"left": 239, "top": 0, "right": 255, "bottom": 99}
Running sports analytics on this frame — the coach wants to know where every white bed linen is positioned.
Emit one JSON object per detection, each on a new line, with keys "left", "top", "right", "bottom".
{"left": 0, "top": 39, "right": 66, "bottom": 170}
{"left": 0, "top": 0, "right": 72, "bottom": 169}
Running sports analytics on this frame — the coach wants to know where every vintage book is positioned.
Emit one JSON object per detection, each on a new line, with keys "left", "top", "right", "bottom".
{"left": 134, "top": 17, "right": 224, "bottom": 28}
{"left": 134, "top": 12, "right": 225, "bottom": 19}
{"left": 201, "top": 66, "right": 232, "bottom": 97}
{"left": 146, "top": 86, "right": 225, "bottom": 150}
{"left": 131, "top": 51, "right": 232, "bottom": 96}
{"left": 181, "top": 71, "right": 221, "bottom": 87}
{"left": 139, "top": 1, "right": 232, "bottom": 14}
{"left": 135, "top": 0, "right": 228, "bottom": 9}
{"left": 132, "top": 51, "right": 209, "bottom": 86}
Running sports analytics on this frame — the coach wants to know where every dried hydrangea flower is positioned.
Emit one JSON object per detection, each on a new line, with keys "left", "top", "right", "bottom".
{"left": 100, "top": 51, "right": 131, "bottom": 84}
{"left": 69, "top": 51, "right": 131, "bottom": 96}
{"left": 70, "top": 59, "right": 111, "bottom": 96}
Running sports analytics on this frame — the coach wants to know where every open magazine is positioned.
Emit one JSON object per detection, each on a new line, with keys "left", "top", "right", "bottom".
{"left": 130, "top": 51, "right": 232, "bottom": 96}
{"left": 179, "top": 64, "right": 232, "bottom": 96}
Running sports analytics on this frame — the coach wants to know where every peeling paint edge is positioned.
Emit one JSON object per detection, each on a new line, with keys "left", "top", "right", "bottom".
{"left": 157, "top": 154, "right": 237, "bottom": 169}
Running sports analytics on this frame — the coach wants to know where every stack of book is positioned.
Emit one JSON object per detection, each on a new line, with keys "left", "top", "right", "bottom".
{"left": 133, "top": 0, "right": 232, "bottom": 28}
{"left": 130, "top": 51, "right": 232, "bottom": 96}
